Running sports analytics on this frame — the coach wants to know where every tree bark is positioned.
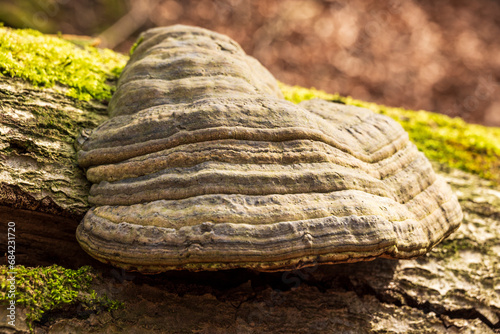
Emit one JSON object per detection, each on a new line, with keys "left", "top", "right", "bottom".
{"left": 0, "top": 75, "right": 108, "bottom": 269}
{"left": 0, "top": 74, "right": 499, "bottom": 333}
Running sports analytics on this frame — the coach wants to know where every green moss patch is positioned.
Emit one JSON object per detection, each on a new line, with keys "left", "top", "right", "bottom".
{"left": 279, "top": 83, "right": 500, "bottom": 183}
{"left": 0, "top": 26, "right": 127, "bottom": 101}
{"left": 0, "top": 265, "right": 122, "bottom": 332}
{"left": 129, "top": 35, "right": 144, "bottom": 56}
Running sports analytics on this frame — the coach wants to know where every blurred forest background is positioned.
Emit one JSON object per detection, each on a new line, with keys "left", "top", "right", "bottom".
{"left": 1, "top": 0, "right": 499, "bottom": 126}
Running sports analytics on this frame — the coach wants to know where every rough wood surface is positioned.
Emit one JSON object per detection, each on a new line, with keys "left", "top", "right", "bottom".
{"left": 75, "top": 26, "right": 461, "bottom": 273}
{"left": 0, "top": 75, "right": 107, "bottom": 219}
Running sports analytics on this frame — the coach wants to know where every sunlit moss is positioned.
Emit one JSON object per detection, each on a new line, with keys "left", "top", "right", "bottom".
{"left": 129, "top": 35, "right": 144, "bottom": 56}
{"left": 0, "top": 26, "right": 127, "bottom": 101}
{"left": 0, "top": 265, "right": 122, "bottom": 332}
{"left": 279, "top": 82, "right": 500, "bottom": 183}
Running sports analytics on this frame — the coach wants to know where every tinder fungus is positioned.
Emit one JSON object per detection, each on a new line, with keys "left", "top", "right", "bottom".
{"left": 76, "top": 25, "right": 462, "bottom": 272}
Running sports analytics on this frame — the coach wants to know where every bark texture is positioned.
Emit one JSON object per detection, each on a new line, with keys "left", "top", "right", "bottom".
{"left": 0, "top": 75, "right": 107, "bottom": 219}
{"left": 0, "top": 74, "right": 499, "bottom": 333}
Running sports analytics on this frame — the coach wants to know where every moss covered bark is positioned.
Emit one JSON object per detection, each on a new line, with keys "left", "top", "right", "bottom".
{"left": 0, "top": 76, "right": 107, "bottom": 218}
{"left": 0, "top": 27, "right": 126, "bottom": 218}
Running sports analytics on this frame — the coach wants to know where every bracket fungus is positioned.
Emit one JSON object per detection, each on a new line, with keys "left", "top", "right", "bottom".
{"left": 76, "top": 25, "right": 462, "bottom": 272}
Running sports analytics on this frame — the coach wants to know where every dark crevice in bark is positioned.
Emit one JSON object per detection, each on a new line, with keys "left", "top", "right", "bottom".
{"left": 401, "top": 292, "right": 500, "bottom": 330}
{"left": 353, "top": 280, "right": 500, "bottom": 330}
{"left": 0, "top": 184, "right": 84, "bottom": 221}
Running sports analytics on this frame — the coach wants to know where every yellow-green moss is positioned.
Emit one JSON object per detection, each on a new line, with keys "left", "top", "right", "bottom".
{"left": 0, "top": 26, "right": 127, "bottom": 101}
{"left": 129, "top": 35, "right": 144, "bottom": 56}
{"left": 279, "top": 83, "right": 500, "bottom": 183}
{"left": 0, "top": 265, "right": 122, "bottom": 332}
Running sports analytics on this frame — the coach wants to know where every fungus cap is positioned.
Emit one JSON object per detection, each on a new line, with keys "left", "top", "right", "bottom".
{"left": 76, "top": 25, "right": 462, "bottom": 272}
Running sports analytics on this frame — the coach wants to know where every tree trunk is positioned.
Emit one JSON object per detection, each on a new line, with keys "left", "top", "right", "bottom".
{"left": 1, "top": 74, "right": 499, "bottom": 333}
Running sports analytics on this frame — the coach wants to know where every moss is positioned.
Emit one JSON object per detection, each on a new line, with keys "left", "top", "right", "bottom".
{"left": 129, "top": 35, "right": 144, "bottom": 56}
{"left": 28, "top": 104, "right": 103, "bottom": 143}
{"left": 279, "top": 82, "right": 500, "bottom": 184}
{"left": 0, "top": 265, "right": 122, "bottom": 332}
{"left": 433, "top": 238, "right": 475, "bottom": 259}
{"left": 0, "top": 26, "right": 127, "bottom": 101}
